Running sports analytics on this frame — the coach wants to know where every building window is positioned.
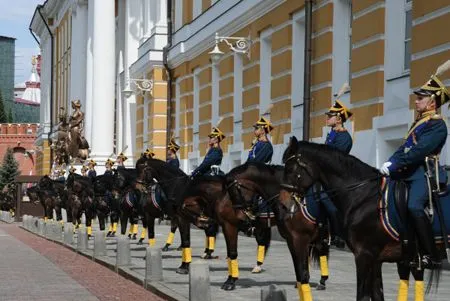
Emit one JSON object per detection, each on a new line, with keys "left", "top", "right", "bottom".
{"left": 404, "top": 0, "right": 412, "bottom": 71}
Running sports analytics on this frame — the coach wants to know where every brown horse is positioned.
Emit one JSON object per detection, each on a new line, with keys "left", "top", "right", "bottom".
{"left": 180, "top": 162, "right": 329, "bottom": 292}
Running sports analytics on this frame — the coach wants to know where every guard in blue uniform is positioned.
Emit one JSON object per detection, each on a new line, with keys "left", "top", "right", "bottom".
{"left": 81, "top": 165, "right": 88, "bottom": 177}
{"left": 87, "top": 159, "right": 97, "bottom": 181}
{"left": 69, "top": 166, "right": 77, "bottom": 175}
{"left": 167, "top": 138, "right": 180, "bottom": 169}
{"left": 104, "top": 159, "right": 114, "bottom": 176}
{"left": 57, "top": 168, "right": 66, "bottom": 183}
{"left": 116, "top": 152, "right": 127, "bottom": 170}
{"left": 315, "top": 98, "right": 353, "bottom": 247}
{"left": 381, "top": 68, "right": 450, "bottom": 268}
{"left": 191, "top": 127, "right": 225, "bottom": 177}
{"left": 244, "top": 116, "right": 274, "bottom": 220}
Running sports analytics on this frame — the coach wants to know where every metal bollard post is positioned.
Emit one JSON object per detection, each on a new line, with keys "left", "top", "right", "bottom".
{"left": 261, "top": 284, "right": 287, "bottom": 301}
{"left": 144, "top": 247, "right": 163, "bottom": 287}
{"left": 77, "top": 228, "right": 88, "bottom": 251}
{"left": 94, "top": 231, "right": 107, "bottom": 258}
{"left": 64, "top": 223, "right": 74, "bottom": 245}
{"left": 115, "top": 236, "right": 131, "bottom": 270}
{"left": 189, "top": 261, "right": 211, "bottom": 301}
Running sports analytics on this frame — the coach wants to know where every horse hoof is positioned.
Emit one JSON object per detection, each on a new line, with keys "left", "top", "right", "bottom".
{"left": 162, "top": 245, "right": 170, "bottom": 252}
{"left": 110, "top": 232, "right": 116, "bottom": 237}
{"left": 222, "top": 283, "right": 236, "bottom": 291}
{"left": 132, "top": 234, "right": 137, "bottom": 240}
{"left": 251, "top": 265, "right": 262, "bottom": 273}
{"left": 201, "top": 253, "right": 213, "bottom": 260}
{"left": 138, "top": 238, "right": 144, "bottom": 245}
{"left": 316, "top": 283, "right": 326, "bottom": 291}
{"left": 127, "top": 234, "right": 132, "bottom": 239}
{"left": 176, "top": 267, "right": 189, "bottom": 275}
{"left": 106, "top": 231, "right": 111, "bottom": 237}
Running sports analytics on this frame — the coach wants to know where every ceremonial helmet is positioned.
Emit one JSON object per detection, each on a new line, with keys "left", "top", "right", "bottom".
{"left": 116, "top": 152, "right": 128, "bottom": 162}
{"left": 253, "top": 116, "right": 274, "bottom": 133}
{"left": 105, "top": 159, "right": 114, "bottom": 167}
{"left": 144, "top": 148, "right": 155, "bottom": 158}
{"left": 88, "top": 159, "right": 96, "bottom": 167}
{"left": 168, "top": 138, "right": 180, "bottom": 152}
{"left": 208, "top": 127, "right": 226, "bottom": 142}
{"left": 413, "top": 60, "right": 450, "bottom": 108}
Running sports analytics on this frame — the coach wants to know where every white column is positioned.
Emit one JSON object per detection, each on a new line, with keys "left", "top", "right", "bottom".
{"left": 85, "top": 0, "right": 94, "bottom": 146}
{"left": 90, "top": 0, "right": 115, "bottom": 162}
{"left": 70, "top": 1, "right": 88, "bottom": 106}
{"left": 233, "top": 52, "right": 243, "bottom": 143}
{"left": 157, "top": 0, "right": 167, "bottom": 26}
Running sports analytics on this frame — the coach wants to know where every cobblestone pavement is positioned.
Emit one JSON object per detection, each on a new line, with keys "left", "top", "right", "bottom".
{"left": 74, "top": 223, "right": 450, "bottom": 301}
{"left": 0, "top": 223, "right": 165, "bottom": 301}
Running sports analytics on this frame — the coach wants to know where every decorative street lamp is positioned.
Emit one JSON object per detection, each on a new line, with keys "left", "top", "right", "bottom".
{"left": 208, "top": 32, "right": 252, "bottom": 63}
{"left": 122, "top": 77, "right": 153, "bottom": 98}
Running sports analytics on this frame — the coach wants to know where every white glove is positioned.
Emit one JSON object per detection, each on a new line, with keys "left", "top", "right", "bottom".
{"left": 380, "top": 162, "right": 392, "bottom": 175}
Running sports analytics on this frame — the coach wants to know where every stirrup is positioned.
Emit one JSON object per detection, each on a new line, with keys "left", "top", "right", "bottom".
{"left": 244, "top": 210, "right": 256, "bottom": 221}
{"left": 198, "top": 214, "right": 209, "bottom": 223}
{"left": 421, "top": 255, "right": 441, "bottom": 269}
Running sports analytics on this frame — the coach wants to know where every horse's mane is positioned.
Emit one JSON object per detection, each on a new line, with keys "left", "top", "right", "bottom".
{"left": 116, "top": 168, "right": 137, "bottom": 180}
{"left": 228, "top": 162, "right": 284, "bottom": 179}
{"left": 295, "top": 141, "right": 380, "bottom": 178}
{"left": 147, "top": 158, "right": 186, "bottom": 177}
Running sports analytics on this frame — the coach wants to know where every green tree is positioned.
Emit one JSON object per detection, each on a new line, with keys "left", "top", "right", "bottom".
{"left": 0, "top": 148, "right": 20, "bottom": 190}
{"left": 0, "top": 90, "right": 7, "bottom": 123}
{"left": 7, "top": 107, "right": 13, "bottom": 123}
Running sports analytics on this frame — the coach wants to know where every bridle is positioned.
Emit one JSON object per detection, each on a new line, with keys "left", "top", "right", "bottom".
{"left": 279, "top": 154, "right": 314, "bottom": 194}
{"left": 226, "top": 179, "right": 280, "bottom": 208}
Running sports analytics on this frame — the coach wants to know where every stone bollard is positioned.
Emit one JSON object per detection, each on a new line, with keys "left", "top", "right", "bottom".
{"left": 22, "top": 215, "right": 28, "bottom": 228}
{"left": 77, "top": 228, "right": 88, "bottom": 251}
{"left": 94, "top": 231, "right": 107, "bottom": 258}
{"left": 189, "top": 261, "right": 211, "bottom": 301}
{"left": 261, "top": 284, "right": 287, "bottom": 301}
{"left": 144, "top": 247, "right": 163, "bottom": 287}
{"left": 32, "top": 217, "right": 39, "bottom": 233}
{"left": 54, "top": 222, "right": 63, "bottom": 241}
{"left": 64, "top": 223, "right": 74, "bottom": 245}
{"left": 38, "top": 219, "right": 45, "bottom": 235}
{"left": 116, "top": 236, "right": 131, "bottom": 270}
{"left": 46, "top": 221, "right": 55, "bottom": 239}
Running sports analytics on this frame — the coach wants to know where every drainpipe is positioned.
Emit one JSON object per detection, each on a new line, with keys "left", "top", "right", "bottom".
{"left": 35, "top": 4, "right": 54, "bottom": 171}
{"left": 302, "top": 0, "right": 313, "bottom": 141}
{"left": 163, "top": 0, "right": 173, "bottom": 161}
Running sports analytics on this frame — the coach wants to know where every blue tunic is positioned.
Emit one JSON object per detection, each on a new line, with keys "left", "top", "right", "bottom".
{"left": 247, "top": 140, "right": 273, "bottom": 163}
{"left": 192, "top": 147, "right": 223, "bottom": 177}
{"left": 325, "top": 129, "right": 353, "bottom": 154}
{"left": 104, "top": 170, "right": 113, "bottom": 176}
{"left": 88, "top": 170, "right": 97, "bottom": 181}
{"left": 167, "top": 157, "right": 180, "bottom": 169}
{"left": 387, "top": 112, "right": 448, "bottom": 217}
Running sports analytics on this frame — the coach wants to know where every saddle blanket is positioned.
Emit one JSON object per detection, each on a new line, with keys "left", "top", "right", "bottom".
{"left": 379, "top": 179, "right": 450, "bottom": 244}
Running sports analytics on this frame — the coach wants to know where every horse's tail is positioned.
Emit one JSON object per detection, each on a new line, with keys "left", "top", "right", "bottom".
{"left": 426, "top": 264, "right": 442, "bottom": 294}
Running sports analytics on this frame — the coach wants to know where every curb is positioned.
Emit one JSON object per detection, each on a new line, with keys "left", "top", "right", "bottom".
{"left": 19, "top": 225, "right": 184, "bottom": 301}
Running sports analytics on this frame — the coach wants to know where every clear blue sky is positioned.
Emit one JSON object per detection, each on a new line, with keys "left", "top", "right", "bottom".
{"left": 0, "top": 0, "right": 45, "bottom": 84}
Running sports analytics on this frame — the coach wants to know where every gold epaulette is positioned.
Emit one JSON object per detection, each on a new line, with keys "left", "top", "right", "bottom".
{"left": 431, "top": 114, "right": 442, "bottom": 120}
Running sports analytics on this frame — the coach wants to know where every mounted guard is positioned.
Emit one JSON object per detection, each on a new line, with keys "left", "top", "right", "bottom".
{"left": 144, "top": 148, "right": 155, "bottom": 160}
{"left": 104, "top": 159, "right": 114, "bottom": 176}
{"left": 81, "top": 165, "right": 88, "bottom": 177}
{"left": 116, "top": 152, "right": 127, "bottom": 169}
{"left": 167, "top": 138, "right": 180, "bottom": 169}
{"left": 87, "top": 159, "right": 97, "bottom": 181}
{"left": 380, "top": 61, "right": 450, "bottom": 269}
{"left": 191, "top": 127, "right": 225, "bottom": 177}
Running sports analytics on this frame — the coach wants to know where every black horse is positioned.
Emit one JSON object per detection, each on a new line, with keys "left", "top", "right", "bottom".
{"left": 66, "top": 173, "right": 96, "bottom": 234}
{"left": 92, "top": 174, "right": 115, "bottom": 231}
{"left": 280, "top": 137, "right": 440, "bottom": 301}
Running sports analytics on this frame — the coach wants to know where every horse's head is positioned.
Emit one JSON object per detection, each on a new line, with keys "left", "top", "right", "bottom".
{"left": 26, "top": 186, "right": 41, "bottom": 204}
{"left": 39, "top": 175, "right": 54, "bottom": 190}
{"left": 281, "top": 137, "right": 320, "bottom": 196}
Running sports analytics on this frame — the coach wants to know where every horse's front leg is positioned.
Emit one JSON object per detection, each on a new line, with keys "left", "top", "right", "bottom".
{"left": 221, "top": 221, "right": 239, "bottom": 291}
{"left": 411, "top": 266, "right": 425, "bottom": 301}
{"left": 163, "top": 218, "right": 178, "bottom": 252}
{"left": 371, "top": 262, "right": 385, "bottom": 301}
{"left": 176, "top": 216, "right": 191, "bottom": 274}
{"left": 287, "top": 234, "right": 312, "bottom": 301}
{"left": 355, "top": 253, "right": 375, "bottom": 301}
{"left": 138, "top": 213, "right": 147, "bottom": 245}
{"left": 252, "top": 222, "right": 271, "bottom": 274}
{"left": 396, "top": 262, "right": 410, "bottom": 301}
{"left": 147, "top": 216, "right": 156, "bottom": 247}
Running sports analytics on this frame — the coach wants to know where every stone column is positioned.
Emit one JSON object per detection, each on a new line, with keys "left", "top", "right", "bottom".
{"left": 85, "top": 0, "right": 94, "bottom": 145}
{"left": 70, "top": 0, "right": 88, "bottom": 105}
{"left": 90, "top": 0, "right": 115, "bottom": 163}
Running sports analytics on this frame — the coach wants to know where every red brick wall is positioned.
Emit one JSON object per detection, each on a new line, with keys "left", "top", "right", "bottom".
{"left": 0, "top": 124, "right": 38, "bottom": 176}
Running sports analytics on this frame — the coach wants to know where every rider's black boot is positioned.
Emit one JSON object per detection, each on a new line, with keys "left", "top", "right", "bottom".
{"left": 411, "top": 214, "right": 441, "bottom": 269}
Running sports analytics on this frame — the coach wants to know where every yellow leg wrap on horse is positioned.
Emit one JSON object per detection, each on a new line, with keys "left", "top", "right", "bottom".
{"left": 87, "top": 226, "right": 92, "bottom": 236}
{"left": 227, "top": 258, "right": 232, "bottom": 276}
{"left": 415, "top": 281, "right": 424, "bottom": 301}
{"left": 134, "top": 224, "right": 139, "bottom": 234}
{"left": 230, "top": 259, "right": 239, "bottom": 278}
{"left": 182, "top": 248, "right": 192, "bottom": 263}
{"left": 141, "top": 228, "right": 147, "bottom": 239}
{"left": 149, "top": 238, "right": 155, "bottom": 247}
{"left": 397, "top": 280, "right": 409, "bottom": 301}
{"left": 208, "top": 237, "right": 215, "bottom": 251}
{"left": 44, "top": 217, "right": 48, "bottom": 222}
{"left": 298, "top": 283, "right": 312, "bottom": 301}
{"left": 257, "top": 245, "right": 265, "bottom": 263}
{"left": 108, "top": 224, "right": 113, "bottom": 232}
{"left": 319, "top": 256, "right": 329, "bottom": 277}
{"left": 113, "top": 223, "right": 117, "bottom": 232}
{"left": 166, "top": 232, "right": 175, "bottom": 245}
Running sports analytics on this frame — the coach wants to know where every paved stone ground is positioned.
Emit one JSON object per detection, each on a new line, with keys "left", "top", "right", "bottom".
{"left": 68, "top": 223, "right": 450, "bottom": 301}
{"left": 0, "top": 223, "right": 164, "bottom": 301}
